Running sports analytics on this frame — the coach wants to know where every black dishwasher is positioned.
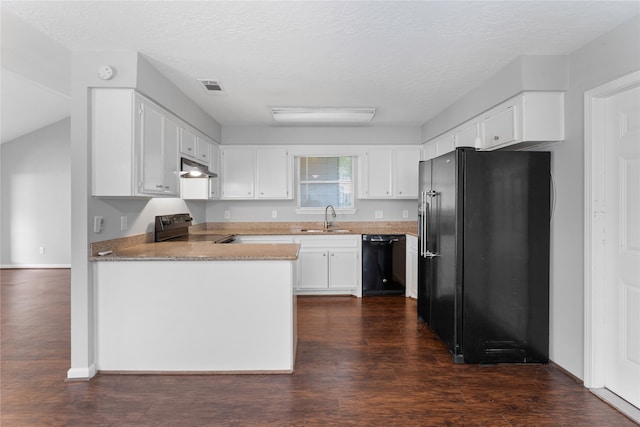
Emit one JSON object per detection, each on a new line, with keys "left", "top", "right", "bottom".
{"left": 362, "top": 234, "right": 406, "bottom": 296}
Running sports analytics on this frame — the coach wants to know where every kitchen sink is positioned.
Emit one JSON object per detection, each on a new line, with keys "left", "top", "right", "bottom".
{"left": 300, "top": 229, "right": 351, "bottom": 233}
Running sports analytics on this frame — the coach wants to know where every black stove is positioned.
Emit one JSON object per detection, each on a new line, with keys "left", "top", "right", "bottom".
{"left": 154, "top": 213, "right": 194, "bottom": 242}
{"left": 154, "top": 213, "right": 234, "bottom": 243}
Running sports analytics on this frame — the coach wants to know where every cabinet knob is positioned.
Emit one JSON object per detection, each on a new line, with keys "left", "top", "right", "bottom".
{"left": 493, "top": 136, "right": 500, "bottom": 141}
{"left": 188, "top": 147, "right": 193, "bottom": 151}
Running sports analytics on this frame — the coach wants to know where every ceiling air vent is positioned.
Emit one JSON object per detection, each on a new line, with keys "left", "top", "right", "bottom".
{"left": 198, "top": 79, "right": 223, "bottom": 93}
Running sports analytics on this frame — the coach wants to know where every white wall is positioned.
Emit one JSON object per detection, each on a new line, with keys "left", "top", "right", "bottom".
{"left": 0, "top": 118, "right": 71, "bottom": 267}
{"left": 544, "top": 15, "right": 640, "bottom": 379}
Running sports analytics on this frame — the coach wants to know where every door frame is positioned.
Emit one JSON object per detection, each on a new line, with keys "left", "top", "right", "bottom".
{"left": 584, "top": 70, "right": 640, "bottom": 389}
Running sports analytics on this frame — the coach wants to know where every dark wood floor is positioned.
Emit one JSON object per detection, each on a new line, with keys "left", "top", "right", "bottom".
{"left": 1, "top": 269, "right": 635, "bottom": 426}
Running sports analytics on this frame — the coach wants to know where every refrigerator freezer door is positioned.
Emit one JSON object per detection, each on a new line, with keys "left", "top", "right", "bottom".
{"left": 417, "top": 161, "right": 432, "bottom": 323}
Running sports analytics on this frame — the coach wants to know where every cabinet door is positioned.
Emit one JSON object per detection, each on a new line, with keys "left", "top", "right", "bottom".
{"left": 435, "top": 135, "right": 455, "bottom": 157}
{"left": 422, "top": 142, "right": 437, "bottom": 161}
{"left": 209, "top": 144, "right": 220, "bottom": 175}
{"left": 482, "top": 105, "right": 517, "bottom": 150}
{"left": 221, "top": 148, "right": 255, "bottom": 198}
{"left": 139, "top": 100, "right": 165, "bottom": 194}
{"left": 163, "top": 117, "right": 180, "bottom": 195}
{"left": 328, "top": 249, "right": 358, "bottom": 289}
{"left": 362, "top": 149, "right": 392, "bottom": 198}
{"left": 298, "top": 250, "right": 329, "bottom": 289}
{"left": 394, "top": 148, "right": 420, "bottom": 198}
{"left": 196, "top": 137, "right": 210, "bottom": 164}
{"left": 256, "top": 149, "right": 290, "bottom": 199}
{"left": 180, "top": 128, "right": 197, "bottom": 159}
{"left": 454, "top": 122, "right": 479, "bottom": 148}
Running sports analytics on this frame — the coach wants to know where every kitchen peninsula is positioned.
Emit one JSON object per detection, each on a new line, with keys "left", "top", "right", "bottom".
{"left": 92, "top": 235, "right": 300, "bottom": 374}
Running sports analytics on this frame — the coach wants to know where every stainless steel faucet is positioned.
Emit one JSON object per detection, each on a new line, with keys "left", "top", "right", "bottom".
{"left": 324, "top": 205, "right": 336, "bottom": 230}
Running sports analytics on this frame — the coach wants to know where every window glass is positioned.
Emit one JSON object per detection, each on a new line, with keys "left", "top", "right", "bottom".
{"left": 299, "top": 156, "right": 353, "bottom": 208}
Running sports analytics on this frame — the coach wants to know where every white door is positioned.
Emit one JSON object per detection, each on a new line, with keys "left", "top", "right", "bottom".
{"left": 604, "top": 85, "right": 640, "bottom": 407}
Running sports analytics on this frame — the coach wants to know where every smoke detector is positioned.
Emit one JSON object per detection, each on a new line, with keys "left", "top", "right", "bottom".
{"left": 197, "top": 79, "right": 223, "bottom": 93}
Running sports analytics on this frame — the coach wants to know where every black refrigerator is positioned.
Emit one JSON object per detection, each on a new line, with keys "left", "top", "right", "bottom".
{"left": 418, "top": 148, "right": 550, "bottom": 364}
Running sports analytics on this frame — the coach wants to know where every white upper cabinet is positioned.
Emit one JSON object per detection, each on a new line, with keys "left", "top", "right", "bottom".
{"left": 92, "top": 89, "right": 180, "bottom": 197}
{"left": 180, "top": 128, "right": 210, "bottom": 166}
{"left": 423, "top": 91, "right": 565, "bottom": 155}
{"left": 393, "top": 147, "right": 421, "bottom": 198}
{"left": 359, "top": 149, "right": 393, "bottom": 198}
{"left": 359, "top": 147, "right": 420, "bottom": 199}
{"left": 220, "top": 147, "right": 292, "bottom": 200}
{"left": 454, "top": 121, "right": 480, "bottom": 149}
{"left": 479, "top": 92, "right": 564, "bottom": 150}
{"left": 256, "top": 149, "right": 290, "bottom": 199}
{"left": 139, "top": 98, "right": 165, "bottom": 194}
{"left": 161, "top": 116, "right": 180, "bottom": 195}
{"left": 422, "top": 141, "right": 437, "bottom": 160}
{"left": 221, "top": 147, "right": 255, "bottom": 198}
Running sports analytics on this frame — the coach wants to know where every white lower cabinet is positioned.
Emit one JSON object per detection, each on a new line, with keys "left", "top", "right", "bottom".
{"left": 406, "top": 235, "right": 418, "bottom": 299}
{"left": 294, "top": 235, "right": 361, "bottom": 296}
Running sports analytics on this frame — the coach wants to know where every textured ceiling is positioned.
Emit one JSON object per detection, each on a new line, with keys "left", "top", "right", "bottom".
{"left": 2, "top": 1, "right": 639, "bottom": 129}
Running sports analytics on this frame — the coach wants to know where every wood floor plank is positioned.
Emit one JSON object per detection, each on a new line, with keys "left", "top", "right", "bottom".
{"left": 1, "top": 269, "right": 636, "bottom": 426}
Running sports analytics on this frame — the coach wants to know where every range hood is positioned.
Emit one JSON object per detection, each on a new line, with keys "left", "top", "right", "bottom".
{"left": 180, "top": 157, "right": 217, "bottom": 178}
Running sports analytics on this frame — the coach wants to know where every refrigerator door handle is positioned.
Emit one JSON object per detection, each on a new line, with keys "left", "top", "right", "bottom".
{"left": 422, "top": 190, "right": 439, "bottom": 258}
{"left": 420, "top": 192, "right": 428, "bottom": 257}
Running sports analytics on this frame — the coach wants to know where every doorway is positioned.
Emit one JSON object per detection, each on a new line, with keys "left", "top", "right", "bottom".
{"left": 584, "top": 71, "right": 640, "bottom": 421}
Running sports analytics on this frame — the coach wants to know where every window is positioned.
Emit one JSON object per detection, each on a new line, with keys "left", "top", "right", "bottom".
{"left": 298, "top": 156, "right": 353, "bottom": 209}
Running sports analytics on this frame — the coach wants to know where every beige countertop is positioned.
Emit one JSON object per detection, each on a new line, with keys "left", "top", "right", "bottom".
{"left": 90, "top": 221, "right": 417, "bottom": 261}
{"left": 92, "top": 241, "right": 300, "bottom": 262}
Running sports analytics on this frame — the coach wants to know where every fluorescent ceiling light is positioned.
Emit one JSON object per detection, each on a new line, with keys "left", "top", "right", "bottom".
{"left": 272, "top": 107, "right": 375, "bottom": 124}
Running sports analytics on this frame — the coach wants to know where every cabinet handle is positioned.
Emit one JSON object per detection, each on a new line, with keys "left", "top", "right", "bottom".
{"left": 493, "top": 136, "right": 500, "bottom": 141}
{"left": 323, "top": 253, "right": 326, "bottom": 257}
{"left": 156, "top": 184, "right": 163, "bottom": 188}
{"left": 164, "top": 186, "right": 170, "bottom": 189}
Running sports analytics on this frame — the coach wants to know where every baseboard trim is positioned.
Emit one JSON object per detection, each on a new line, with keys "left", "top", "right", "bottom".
{"left": 66, "top": 365, "right": 97, "bottom": 381}
{"left": 590, "top": 388, "right": 640, "bottom": 424}
{"left": 1, "top": 264, "right": 71, "bottom": 269}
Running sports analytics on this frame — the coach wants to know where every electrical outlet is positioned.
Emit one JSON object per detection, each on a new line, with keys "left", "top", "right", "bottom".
{"left": 120, "top": 216, "right": 128, "bottom": 231}
{"left": 224, "top": 211, "right": 230, "bottom": 219}
{"left": 94, "top": 216, "right": 103, "bottom": 233}
{"left": 272, "top": 210, "right": 278, "bottom": 219}
{"left": 402, "top": 210, "right": 409, "bottom": 219}
{"left": 374, "top": 210, "right": 383, "bottom": 219}
{"left": 39, "top": 246, "right": 45, "bottom": 254}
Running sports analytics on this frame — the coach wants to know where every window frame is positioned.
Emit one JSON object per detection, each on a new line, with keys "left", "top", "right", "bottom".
{"left": 295, "top": 155, "right": 357, "bottom": 215}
